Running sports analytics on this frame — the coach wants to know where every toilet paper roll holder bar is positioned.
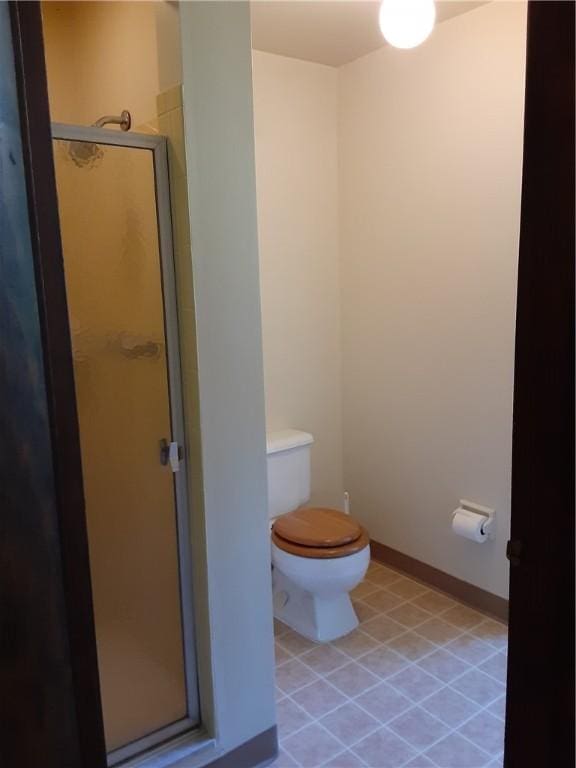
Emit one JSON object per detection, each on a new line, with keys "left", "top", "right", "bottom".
{"left": 454, "top": 499, "right": 495, "bottom": 539}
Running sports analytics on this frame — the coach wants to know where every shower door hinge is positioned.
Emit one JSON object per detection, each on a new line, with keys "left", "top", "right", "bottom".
{"left": 160, "top": 439, "right": 183, "bottom": 473}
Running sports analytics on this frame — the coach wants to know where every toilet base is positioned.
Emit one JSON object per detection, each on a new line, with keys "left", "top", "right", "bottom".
{"left": 273, "top": 567, "right": 359, "bottom": 643}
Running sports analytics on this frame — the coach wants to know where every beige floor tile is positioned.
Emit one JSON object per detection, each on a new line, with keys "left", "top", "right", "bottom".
{"left": 361, "top": 589, "right": 405, "bottom": 613}
{"left": 387, "top": 665, "right": 443, "bottom": 702}
{"left": 331, "top": 629, "right": 380, "bottom": 660}
{"left": 385, "top": 578, "right": 428, "bottom": 599}
{"left": 445, "top": 633, "right": 498, "bottom": 665}
{"left": 354, "top": 681, "right": 412, "bottom": 723}
{"left": 301, "top": 644, "right": 350, "bottom": 676}
{"left": 404, "top": 754, "right": 436, "bottom": 767}
{"left": 478, "top": 652, "right": 507, "bottom": 684}
{"left": 362, "top": 614, "right": 406, "bottom": 643}
{"left": 352, "top": 601, "right": 379, "bottom": 624}
{"left": 450, "top": 669, "right": 505, "bottom": 706}
{"left": 283, "top": 723, "right": 342, "bottom": 766}
{"left": 459, "top": 710, "right": 505, "bottom": 755}
{"left": 365, "top": 567, "right": 404, "bottom": 588}
{"left": 276, "top": 687, "right": 286, "bottom": 702}
{"left": 441, "top": 604, "right": 486, "bottom": 631}
{"left": 272, "top": 571, "right": 506, "bottom": 768}
{"left": 326, "top": 662, "right": 381, "bottom": 698}
{"left": 388, "top": 705, "right": 450, "bottom": 750}
{"left": 320, "top": 702, "right": 380, "bottom": 746}
{"left": 386, "top": 603, "right": 432, "bottom": 629}
{"left": 420, "top": 685, "right": 480, "bottom": 727}
{"left": 486, "top": 694, "right": 506, "bottom": 721}
{"left": 292, "top": 679, "right": 348, "bottom": 719}
{"left": 410, "top": 590, "right": 456, "bottom": 615}
{"left": 357, "top": 645, "right": 409, "bottom": 679}
{"left": 471, "top": 619, "right": 508, "bottom": 650}
{"left": 351, "top": 581, "right": 381, "bottom": 600}
{"left": 276, "top": 642, "right": 293, "bottom": 665}
{"left": 322, "top": 750, "right": 365, "bottom": 767}
{"left": 367, "top": 560, "right": 383, "bottom": 575}
{"left": 276, "top": 697, "right": 313, "bottom": 739}
{"left": 416, "top": 648, "right": 471, "bottom": 683}
{"left": 278, "top": 629, "right": 320, "bottom": 656}
{"left": 424, "top": 732, "right": 491, "bottom": 767}
{"left": 487, "top": 754, "right": 504, "bottom": 768}
{"left": 277, "top": 658, "right": 320, "bottom": 694}
{"left": 352, "top": 726, "right": 417, "bottom": 767}
{"left": 388, "top": 631, "right": 437, "bottom": 661}
{"left": 414, "top": 618, "right": 463, "bottom": 645}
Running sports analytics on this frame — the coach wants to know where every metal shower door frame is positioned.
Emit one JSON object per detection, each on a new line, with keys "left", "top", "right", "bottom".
{"left": 51, "top": 123, "right": 200, "bottom": 766}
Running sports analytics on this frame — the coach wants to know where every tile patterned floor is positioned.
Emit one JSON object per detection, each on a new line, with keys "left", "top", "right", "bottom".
{"left": 271, "top": 561, "right": 507, "bottom": 768}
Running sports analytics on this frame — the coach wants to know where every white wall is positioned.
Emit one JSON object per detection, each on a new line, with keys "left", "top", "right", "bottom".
{"left": 178, "top": 1, "right": 276, "bottom": 763}
{"left": 252, "top": 51, "right": 344, "bottom": 509}
{"left": 339, "top": 2, "right": 527, "bottom": 598}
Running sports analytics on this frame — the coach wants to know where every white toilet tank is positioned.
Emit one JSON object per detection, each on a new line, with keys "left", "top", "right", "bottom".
{"left": 266, "top": 430, "right": 314, "bottom": 519}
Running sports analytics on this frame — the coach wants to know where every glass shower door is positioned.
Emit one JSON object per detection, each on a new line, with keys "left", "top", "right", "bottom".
{"left": 51, "top": 129, "right": 198, "bottom": 763}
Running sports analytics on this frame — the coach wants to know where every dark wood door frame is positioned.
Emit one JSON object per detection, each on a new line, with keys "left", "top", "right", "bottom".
{"left": 1, "top": 1, "right": 573, "bottom": 766}
{"left": 6, "top": 3, "right": 107, "bottom": 766}
{"left": 504, "top": 2, "right": 575, "bottom": 766}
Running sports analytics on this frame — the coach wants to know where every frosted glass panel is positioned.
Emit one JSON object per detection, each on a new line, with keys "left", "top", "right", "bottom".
{"left": 53, "top": 139, "right": 187, "bottom": 752}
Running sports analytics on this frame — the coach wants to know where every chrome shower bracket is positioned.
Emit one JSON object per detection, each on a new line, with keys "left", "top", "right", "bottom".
{"left": 92, "top": 110, "right": 131, "bottom": 132}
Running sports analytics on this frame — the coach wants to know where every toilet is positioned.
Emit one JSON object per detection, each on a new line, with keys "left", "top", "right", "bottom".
{"left": 267, "top": 430, "right": 370, "bottom": 642}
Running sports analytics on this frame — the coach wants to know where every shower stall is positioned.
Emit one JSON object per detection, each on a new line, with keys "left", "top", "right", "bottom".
{"left": 51, "top": 121, "right": 199, "bottom": 765}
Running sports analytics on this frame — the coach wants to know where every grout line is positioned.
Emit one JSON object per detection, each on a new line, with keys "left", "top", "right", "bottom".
{"left": 350, "top": 700, "right": 447, "bottom": 766}
{"left": 368, "top": 560, "right": 508, "bottom": 630}
{"left": 278, "top": 677, "right": 501, "bottom": 767}
{"left": 349, "top": 686, "right": 496, "bottom": 767}
{"left": 274, "top": 566, "right": 505, "bottom": 768}
{"left": 359, "top": 583, "right": 506, "bottom": 637}
{"left": 354, "top": 588, "right": 490, "bottom": 638}
{"left": 281, "top": 692, "right": 404, "bottom": 766}
{"left": 354, "top": 606, "right": 503, "bottom": 672}
{"left": 277, "top": 631, "right": 504, "bottom": 710}
{"left": 280, "top": 704, "right": 369, "bottom": 764}
{"left": 278, "top": 692, "right": 504, "bottom": 764}
{"left": 278, "top": 585, "right": 503, "bottom": 661}
{"left": 277, "top": 628, "right": 505, "bottom": 713}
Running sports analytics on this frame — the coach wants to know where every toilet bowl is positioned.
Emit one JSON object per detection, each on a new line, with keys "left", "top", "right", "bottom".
{"left": 271, "top": 507, "right": 370, "bottom": 642}
{"left": 266, "top": 429, "right": 370, "bottom": 643}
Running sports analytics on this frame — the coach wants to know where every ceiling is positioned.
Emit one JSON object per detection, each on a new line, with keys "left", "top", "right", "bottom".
{"left": 251, "top": 1, "right": 488, "bottom": 67}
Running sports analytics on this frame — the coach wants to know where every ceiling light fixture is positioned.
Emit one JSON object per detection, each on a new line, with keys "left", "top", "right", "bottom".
{"left": 379, "top": 0, "right": 436, "bottom": 49}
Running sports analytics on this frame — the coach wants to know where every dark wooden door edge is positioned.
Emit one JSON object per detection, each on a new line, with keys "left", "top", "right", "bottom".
{"left": 504, "top": 2, "right": 575, "bottom": 767}
{"left": 370, "top": 539, "right": 508, "bottom": 623}
{"left": 205, "top": 727, "right": 278, "bottom": 768}
{"left": 9, "top": 3, "right": 107, "bottom": 765}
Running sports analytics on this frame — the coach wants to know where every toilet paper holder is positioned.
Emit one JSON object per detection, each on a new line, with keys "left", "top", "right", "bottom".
{"left": 454, "top": 499, "right": 495, "bottom": 539}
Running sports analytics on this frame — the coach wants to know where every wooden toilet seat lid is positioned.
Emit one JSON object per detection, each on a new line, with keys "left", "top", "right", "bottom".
{"left": 271, "top": 527, "right": 370, "bottom": 559}
{"left": 273, "top": 507, "right": 363, "bottom": 548}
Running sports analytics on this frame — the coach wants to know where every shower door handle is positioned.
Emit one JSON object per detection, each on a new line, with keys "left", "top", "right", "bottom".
{"left": 160, "top": 439, "right": 183, "bottom": 472}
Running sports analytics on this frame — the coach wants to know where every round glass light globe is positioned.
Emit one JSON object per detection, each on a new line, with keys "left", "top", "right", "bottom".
{"left": 379, "top": 0, "right": 436, "bottom": 49}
